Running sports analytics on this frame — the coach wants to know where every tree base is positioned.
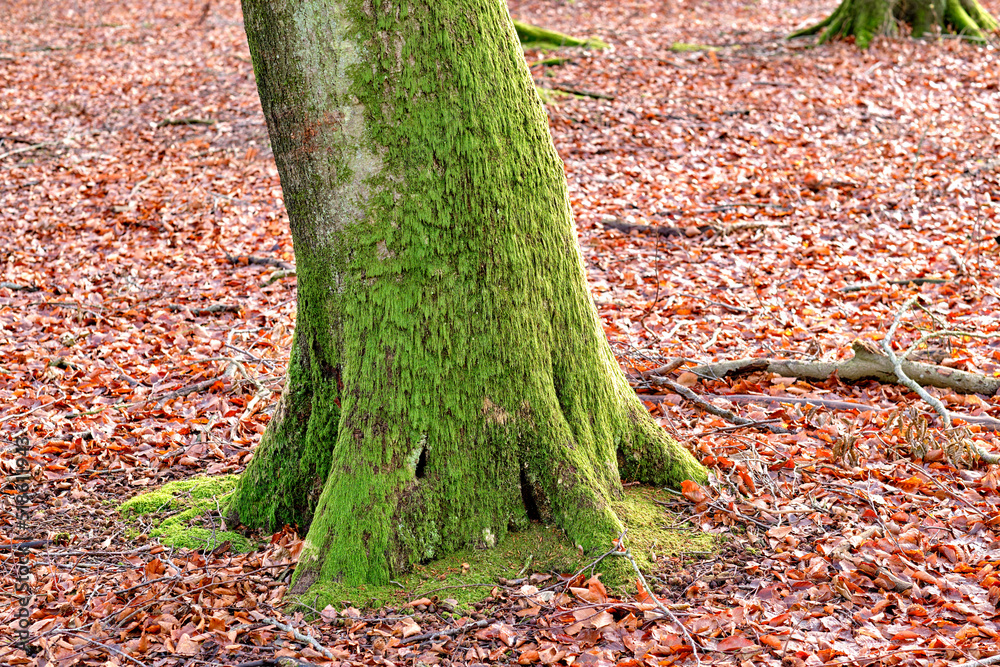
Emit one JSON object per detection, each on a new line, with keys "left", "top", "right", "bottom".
{"left": 286, "top": 486, "right": 714, "bottom": 612}
{"left": 229, "top": 361, "right": 708, "bottom": 589}
{"left": 789, "top": 0, "right": 999, "bottom": 48}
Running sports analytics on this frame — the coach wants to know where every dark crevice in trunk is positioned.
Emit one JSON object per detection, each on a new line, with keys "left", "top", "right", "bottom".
{"left": 520, "top": 466, "right": 542, "bottom": 522}
{"left": 415, "top": 447, "right": 428, "bottom": 479}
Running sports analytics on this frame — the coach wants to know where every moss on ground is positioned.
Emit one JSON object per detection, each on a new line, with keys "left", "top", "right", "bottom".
{"left": 119, "top": 475, "right": 254, "bottom": 553}
{"left": 670, "top": 42, "right": 720, "bottom": 52}
{"left": 292, "top": 485, "right": 714, "bottom": 613}
{"left": 611, "top": 486, "right": 715, "bottom": 571}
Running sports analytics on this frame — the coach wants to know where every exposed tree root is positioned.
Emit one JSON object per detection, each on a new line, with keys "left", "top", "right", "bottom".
{"left": 789, "top": 0, "right": 999, "bottom": 48}
{"left": 512, "top": 20, "right": 607, "bottom": 49}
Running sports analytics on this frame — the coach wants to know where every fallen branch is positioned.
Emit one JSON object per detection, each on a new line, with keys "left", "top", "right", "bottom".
{"left": 535, "top": 83, "right": 615, "bottom": 100}
{"left": 0, "top": 135, "right": 40, "bottom": 145}
{"left": 167, "top": 303, "right": 241, "bottom": 316}
{"left": 155, "top": 378, "right": 218, "bottom": 401}
{"left": 0, "top": 282, "right": 41, "bottom": 292}
{"left": 0, "top": 392, "right": 66, "bottom": 423}
{"left": 224, "top": 251, "right": 295, "bottom": 271}
{"left": 841, "top": 277, "right": 950, "bottom": 293}
{"left": 232, "top": 660, "right": 313, "bottom": 667}
{"left": 262, "top": 269, "right": 296, "bottom": 286}
{"left": 676, "top": 292, "right": 752, "bottom": 314}
{"left": 602, "top": 217, "right": 786, "bottom": 238}
{"left": 254, "top": 614, "right": 334, "bottom": 660}
{"left": 854, "top": 558, "right": 913, "bottom": 593}
{"left": 603, "top": 218, "right": 710, "bottom": 237}
{"left": 51, "top": 631, "right": 150, "bottom": 667}
{"left": 155, "top": 117, "right": 216, "bottom": 127}
{"left": 955, "top": 652, "right": 1000, "bottom": 667}
{"left": 400, "top": 618, "right": 491, "bottom": 645}
{"left": 706, "top": 418, "right": 782, "bottom": 433}
{"left": 110, "top": 358, "right": 145, "bottom": 387}
{"left": 644, "top": 378, "right": 790, "bottom": 434}
{"left": 639, "top": 393, "right": 1000, "bottom": 430}
{"left": 655, "top": 202, "right": 792, "bottom": 217}
{"left": 633, "top": 358, "right": 686, "bottom": 380}
{"left": 0, "top": 539, "right": 50, "bottom": 551}
{"left": 154, "top": 362, "right": 240, "bottom": 402}
{"left": 33, "top": 300, "right": 105, "bottom": 317}
{"left": 0, "top": 141, "right": 55, "bottom": 161}
{"left": 688, "top": 339, "right": 1000, "bottom": 396}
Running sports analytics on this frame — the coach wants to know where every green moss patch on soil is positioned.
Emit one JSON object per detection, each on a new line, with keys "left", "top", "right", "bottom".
{"left": 119, "top": 475, "right": 254, "bottom": 553}
{"left": 293, "top": 485, "right": 713, "bottom": 613}
{"left": 670, "top": 42, "right": 721, "bottom": 52}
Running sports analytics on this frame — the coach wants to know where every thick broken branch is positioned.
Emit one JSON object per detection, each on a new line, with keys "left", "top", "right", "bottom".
{"left": 690, "top": 339, "right": 1000, "bottom": 397}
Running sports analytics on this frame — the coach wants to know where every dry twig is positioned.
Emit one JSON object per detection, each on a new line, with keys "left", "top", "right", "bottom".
{"left": 881, "top": 297, "right": 1000, "bottom": 465}
{"left": 254, "top": 614, "right": 335, "bottom": 659}
{"left": 610, "top": 544, "right": 703, "bottom": 667}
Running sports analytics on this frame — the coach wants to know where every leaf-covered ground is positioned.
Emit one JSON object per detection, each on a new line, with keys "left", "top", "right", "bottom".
{"left": 2, "top": 0, "right": 1000, "bottom": 665}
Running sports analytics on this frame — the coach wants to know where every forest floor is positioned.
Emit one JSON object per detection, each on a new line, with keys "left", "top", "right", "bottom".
{"left": 2, "top": 0, "right": 1000, "bottom": 665}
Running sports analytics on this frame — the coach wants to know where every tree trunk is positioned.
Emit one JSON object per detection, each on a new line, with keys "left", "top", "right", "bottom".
{"left": 228, "top": 0, "right": 706, "bottom": 593}
{"left": 790, "top": 0, "right": 998, "bottom": 48}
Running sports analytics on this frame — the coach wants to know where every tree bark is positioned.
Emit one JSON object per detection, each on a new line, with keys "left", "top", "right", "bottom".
{"left": 229, "top": 0, "right": 706, "bottom": 592}
{"left": 790, "top": 0, "right": 999, "bottom": 48}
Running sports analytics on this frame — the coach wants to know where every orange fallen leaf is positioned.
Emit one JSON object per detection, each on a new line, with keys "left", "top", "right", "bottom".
{"left": 718, "top": 635, "right": 756, "bottom": 652}
{"left": 681, "top": 479, "right": 708, "bottom": 503}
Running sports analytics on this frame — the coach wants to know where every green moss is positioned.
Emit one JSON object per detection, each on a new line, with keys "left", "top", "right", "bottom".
{"left": 292, "top": 485, "right": 714, "bottom": 612}
{"left": 119, "top": 475, "right": 255, "bottom": 553}
{"left": 669, "top": 42, "right": 719, "bottom": 52}
{"left": 513, "top": 19, "right": 607, "bottom": 50}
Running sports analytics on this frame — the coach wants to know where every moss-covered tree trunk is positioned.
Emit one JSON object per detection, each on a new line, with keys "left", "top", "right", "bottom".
{"left": 229, "top": 0, "right": 706, "bottom": 594}
{"left": 790, "top": 0, "right": 998, "bottom": 47}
